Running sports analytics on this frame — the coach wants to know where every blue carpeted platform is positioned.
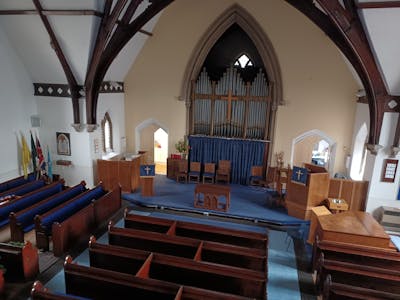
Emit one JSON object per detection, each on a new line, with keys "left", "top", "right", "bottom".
{"left": 122, "top": 175, "right": 309, "bottom": 229}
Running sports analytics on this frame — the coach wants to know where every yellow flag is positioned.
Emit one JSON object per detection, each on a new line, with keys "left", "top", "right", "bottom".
{"left": 21, "top": 133, "right": 31, "bottom": 179}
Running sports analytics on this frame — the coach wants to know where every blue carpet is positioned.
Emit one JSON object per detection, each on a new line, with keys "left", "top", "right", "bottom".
{"left": 123, "top": 175, "right": 308, "bottom": 227}
{"left": 45, "top": 210, "right": 301, "bottom": 299}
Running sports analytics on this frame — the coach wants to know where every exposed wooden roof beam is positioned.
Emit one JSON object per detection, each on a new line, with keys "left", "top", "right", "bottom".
{"left": 85, "top": 0, "right": 173, "bottom": 130}
{"left": 356, "top": 1, "right": 400, "bottom": 9}
{"left": 32, "top": 0, "right": 82, "bottom": 129}
{"left": 0, "top": 9, "right": 103, "bottom": 16}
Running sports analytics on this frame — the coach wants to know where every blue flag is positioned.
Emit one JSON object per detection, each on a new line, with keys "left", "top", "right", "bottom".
{"left": 47, "top": 146, "right": 52, "bottom": 181}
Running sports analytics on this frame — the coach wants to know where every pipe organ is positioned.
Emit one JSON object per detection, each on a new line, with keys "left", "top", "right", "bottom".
{"left": 191, "top": 67, "right": 271, "bottom": 140}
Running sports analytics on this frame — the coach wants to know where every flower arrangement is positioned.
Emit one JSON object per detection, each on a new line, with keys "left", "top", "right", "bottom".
{"left": 175, "top": 139, "right": 190, "bottom": 154}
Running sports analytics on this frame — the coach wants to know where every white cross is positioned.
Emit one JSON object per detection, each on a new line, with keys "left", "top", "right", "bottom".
{"left": 296, "top": 169, "right": 303, "bottom": 181}
{"left": 144, "top": 166, "right": 151, "bottom": 175}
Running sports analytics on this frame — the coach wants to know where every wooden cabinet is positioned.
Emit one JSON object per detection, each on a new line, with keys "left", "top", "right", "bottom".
{"left": 328, "top": 178, "right": 368, "bottom": 211}
{"left": 97, "top": 155, "right": 141, "bottom": 193}
{"left": 166, "top": 158, "right": 187, "bottom": 179}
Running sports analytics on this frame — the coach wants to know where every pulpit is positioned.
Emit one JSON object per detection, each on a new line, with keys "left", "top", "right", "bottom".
{"left": 286, "top": 163, "right": 330, "bottom": 220}
{"left": 97, "top": 154, "right": 141, "bottom": 193}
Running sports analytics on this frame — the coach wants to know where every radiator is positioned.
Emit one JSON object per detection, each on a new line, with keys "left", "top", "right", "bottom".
{"left": 377, "top": 206, "right": 400, "bottom": 235}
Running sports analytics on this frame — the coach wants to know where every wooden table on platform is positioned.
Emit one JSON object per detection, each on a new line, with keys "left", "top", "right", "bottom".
{"left": 194, "top": 183, "right": 230, "bottom": 212}
{"left": 315, "top": 211, "right": 391, "bottom": 248}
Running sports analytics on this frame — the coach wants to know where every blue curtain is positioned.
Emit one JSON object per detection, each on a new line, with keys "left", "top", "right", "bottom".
{"left": 188, "top": 135, "right": 266, "bottom": 185}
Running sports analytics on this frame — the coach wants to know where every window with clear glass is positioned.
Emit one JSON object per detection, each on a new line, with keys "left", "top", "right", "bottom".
{"left": 234, "top": 54, "right": 253, "bottom": 68}
{"left": 101, "top": 112, "right": 113, "bottom": 153}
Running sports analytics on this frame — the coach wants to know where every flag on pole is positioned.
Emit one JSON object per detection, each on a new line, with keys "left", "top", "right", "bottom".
{"left": 47, "top": 146, "right": 52, "bottom": 182}
{"left": 30, "top": 131, "right": 37, "bottom": 178}
{"left": 35, "top": 134, "right": 45, "bottom": 171}
{"left": 21, "top": 133, "right": 31, "bottom": 179}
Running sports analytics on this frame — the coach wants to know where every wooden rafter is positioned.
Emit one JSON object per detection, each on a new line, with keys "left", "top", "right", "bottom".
{"left": 84, "top": 0, "right": 174, "bottom": 130}
{"left": 285, "top": 0, "right": 390, "bottom": 149}
{"left": 32, "top": 0, "right": 82, "bottom": 128}
{"left": 356, "top": 1, "right": 400, "bottom": 9}
{"left": 0, "top": 9, "right": 103, "bottom": 16}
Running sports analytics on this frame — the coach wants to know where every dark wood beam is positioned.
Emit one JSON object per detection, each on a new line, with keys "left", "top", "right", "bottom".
{"left": 356, "top": 1, "right": 400, "bottom": 9}
{"left": 0, "top": 9, "right": 103, "bottom": 17}
{"left": 393, "top": 116, "right": 400, "bottom": 148}
{"left": 32, "top": 0, "right": 82, "bottom": 127}
{"left": 85, "top": 0, "right": 174, "bottom": 129}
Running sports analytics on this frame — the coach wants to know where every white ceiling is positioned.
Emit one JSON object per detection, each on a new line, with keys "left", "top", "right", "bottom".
{"left": 0, "top": 1, "right": 399, "bottom": 96}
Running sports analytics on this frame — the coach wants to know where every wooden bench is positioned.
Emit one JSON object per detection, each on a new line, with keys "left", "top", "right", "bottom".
{"left": 322, "top": 274, "right": 400, "bottom": 300}
{"left": 64, "top": 255, "right": 257, "bottom": 300}
{"left": 31, "top": 280, "right": 91, "bottom": 300}
{"left": 35, "top": 184, "right": 121, "bottom": 256}
{"left": 0, "top": 180, "right": 63, "bottom": 228}
{"left": 194, "top": 183, "right": 231, "bottom": 211}
{"left": 124, "top": 212, "right": 268, "bottom": 251}
{"left": 89, "top": 236, "right": 266, "bottom": 299}
{"left": 0, "top": 241, "right": 38, "bottom": 282}
{"left": 0, "top": 179, "right": 45, "bottom": 199}
{"left": 0, "top": 173, "right": 35, "bottom": 194}
{"left": 9, "top": 181, "right": 86, "bottom": 242}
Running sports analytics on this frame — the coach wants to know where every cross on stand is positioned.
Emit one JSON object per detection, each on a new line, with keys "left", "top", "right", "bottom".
{"left": 220, "top": 90, "right": 240, "bottom": 122}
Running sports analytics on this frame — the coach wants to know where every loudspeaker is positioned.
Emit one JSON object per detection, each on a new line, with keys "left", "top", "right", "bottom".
{"left": 31, "top": 115, "right": 41, "bottom": 128}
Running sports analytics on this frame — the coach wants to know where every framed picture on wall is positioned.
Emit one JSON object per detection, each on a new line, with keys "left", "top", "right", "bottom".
{"left": 56, "top": 132, "right": 71, "bottom": 156}
{"left": 381, "top": 159, "right": 398, "bottom": 183}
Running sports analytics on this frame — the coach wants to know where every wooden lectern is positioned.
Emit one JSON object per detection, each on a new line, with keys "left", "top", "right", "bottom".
{"left": 140, "top": 165, "right": 155, "bottom": 197}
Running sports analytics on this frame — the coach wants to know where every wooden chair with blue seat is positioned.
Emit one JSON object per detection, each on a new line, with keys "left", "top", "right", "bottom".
{"left": 216, "top": 160, "right": 231, "bottom": 184}
{"left": 188, "top": 161, "right": 201, "bottom": 183}
{"left": 176, "top": 160, "right": 188, "bottom": 183}
{"left": 202, "top": 163, "right": 215, "bottom": 183}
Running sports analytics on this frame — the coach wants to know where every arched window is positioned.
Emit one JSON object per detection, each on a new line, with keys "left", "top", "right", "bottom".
{"left": 234, "top": 53, "right": 253, "bottom": 68}
{"left": 101, "top": 112, "right": 113, "bottom": 153}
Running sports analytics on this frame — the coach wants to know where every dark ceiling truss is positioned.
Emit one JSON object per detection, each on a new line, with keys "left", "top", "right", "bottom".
{"left": 32, "top": 0, "right": 82, "bottom": 130}
{"left": 356, "top": 1, "right": 400, "bottom": 9}
{"left": 285, "top": 0, "right": 396, "bottom": 154}
{"left": 84, "top": 0, "right": 173, "bottom": 131}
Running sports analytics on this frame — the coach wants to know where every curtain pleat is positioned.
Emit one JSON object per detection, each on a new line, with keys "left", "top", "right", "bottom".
{"left": 188, "top": 135, "right": 266, "bottom": 185}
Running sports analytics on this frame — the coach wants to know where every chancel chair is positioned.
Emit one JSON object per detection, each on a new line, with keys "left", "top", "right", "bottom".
{"left": 265, "top": 166, "right": 278, "bottom": 189}
{"left": 176, "top": 160, "right": 188, "bottom": 183}
{"left": 249, "top": 166, "right": 265, "bottom": 186}
{"left": 188, "top": 161, "right": 201, "bottom": 183}
{"left": 216, "top": 160, "right": 231, "bottom": 184}
{"left": 202, "top": 163, "right": 215, "bottom": 183}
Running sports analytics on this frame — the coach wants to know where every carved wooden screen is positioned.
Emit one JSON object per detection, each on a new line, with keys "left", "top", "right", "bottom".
{"left": 191, "top": 67, "right": 270, "bottom": 140}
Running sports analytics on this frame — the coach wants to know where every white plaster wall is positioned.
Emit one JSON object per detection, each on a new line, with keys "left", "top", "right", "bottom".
{"left": 365, "top": 112, "right": 400, "bottom": 213}
{"left": 36, "top": 93, "right": 125, "bottom": 187}
{"left": 0, "top": 25, "right": 37, "bottom": 181}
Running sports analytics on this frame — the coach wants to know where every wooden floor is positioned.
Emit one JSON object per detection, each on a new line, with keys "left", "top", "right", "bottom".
{"left": 155, "top": 162, "right": 166, "bottom": 175}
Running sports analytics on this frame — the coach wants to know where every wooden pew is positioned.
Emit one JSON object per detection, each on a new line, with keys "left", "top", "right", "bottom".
{"left": 31, "top": 281, "right": 91, "bottom": 300}
{"left": 315, "top": 251, "right": 400, "bottom": 296}
{"left": 0, "top": 240, "right": 38, "bottom": 282}
{"left": 64, "top": 256, "right": 255, "bottom": 300}
{"left": 0, "top": 173, "right": 35, "bottom": 194}
{"left": 0, "top": 179, "right": 45, "bottom": 199}
{"left": 88, "top": 236, "right": 266, "bottom": 299}
{"left": 322, "top": 274, "right": 400, "bottom": 300}
{"left": 0, "top": 180, "right": 63, "bottom": 228}
{"left": 124, "top": 212, "right": 268, "bottom": 251}
{"left": 9, "top": 181, "right": 87, "bottom": 242}
{"left": 113, "top": 219, "right": 267, "bottom": 272}
{"left": 35, "top": 184, "right": 121, "bottom": 256}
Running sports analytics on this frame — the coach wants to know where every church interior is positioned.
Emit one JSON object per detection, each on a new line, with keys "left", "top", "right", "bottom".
{"left": 0, "top": 0, "right": 400, "bottom": 299}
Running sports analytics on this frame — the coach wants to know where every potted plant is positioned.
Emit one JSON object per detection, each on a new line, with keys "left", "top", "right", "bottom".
{"left": 175, "top": 139, "right": 190, "bottom": 159}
